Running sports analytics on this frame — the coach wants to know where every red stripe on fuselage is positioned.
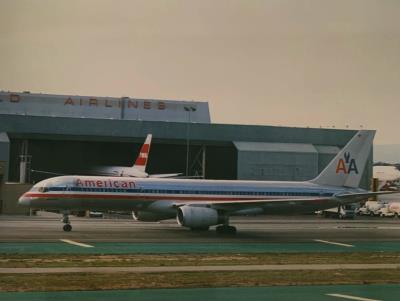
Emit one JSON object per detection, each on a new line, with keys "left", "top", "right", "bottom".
{"left": 25, "top": 192, "right": 277, "bottom": 201}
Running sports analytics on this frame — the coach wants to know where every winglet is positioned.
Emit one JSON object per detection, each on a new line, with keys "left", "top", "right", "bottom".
{"left": 133, "top": 134, "right": 152, "bottom": 172}
{"left": 310, "top": 130, "right": 375, "bottom": 188}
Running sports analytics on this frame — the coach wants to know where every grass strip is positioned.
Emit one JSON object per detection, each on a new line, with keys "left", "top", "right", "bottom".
{"left": 1, "top": 252, "right": 400, "bottom": 268}
{"left": 1, "top": 269, "right": 400, "bottom": 292}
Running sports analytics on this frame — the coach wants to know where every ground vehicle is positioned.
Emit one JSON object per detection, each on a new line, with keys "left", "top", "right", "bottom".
{"left": 378, "top": 205, "right": 395, "bottom": 217}
{"left": 357, "top": 206, "right": 369, "bottom": 216}
{"left": 358, "top": 201, "right": 386, "bottom": 216}
{"left": 89, "top": 211, "right": 103, "bottom": 218}
{"left": 388, "top": 202, "right": 400, "bottom": 218}
{"left": 317, "top": 204, "right": 357, "bottom": 219}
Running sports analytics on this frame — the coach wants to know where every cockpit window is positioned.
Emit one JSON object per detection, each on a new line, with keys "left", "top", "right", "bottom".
{"left": 38, "top": 187, "right": 49, "bottom": 193}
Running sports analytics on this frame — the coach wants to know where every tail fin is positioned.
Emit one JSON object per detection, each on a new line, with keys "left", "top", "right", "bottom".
{"left": 310, "top": 130, "right": 375, "bottom": 188}
{"left": 133, "top": 134, "right": 152, "bottom": 172}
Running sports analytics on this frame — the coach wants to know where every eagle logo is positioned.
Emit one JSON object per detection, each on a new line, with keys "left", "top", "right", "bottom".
{"left": 336, "top": 152, "right": 358, "bottom": 174}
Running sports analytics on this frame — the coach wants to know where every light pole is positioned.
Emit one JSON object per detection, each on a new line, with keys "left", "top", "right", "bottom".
{"left": 184, "top": 106, "right": 196, "bottom": 176}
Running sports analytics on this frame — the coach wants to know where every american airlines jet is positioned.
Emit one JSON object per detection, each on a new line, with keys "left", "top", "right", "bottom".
{"left": 92, "top": 134, "right": 180, "bottom": 178}
{"left": 19, "top": 130, "right": 397, "bottom": 234}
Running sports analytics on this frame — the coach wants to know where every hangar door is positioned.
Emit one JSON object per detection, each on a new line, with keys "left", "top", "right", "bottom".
{"left": 233, "top": 142, "right": 319, "bottom": 181}
{"left": 314, "top": 145, "right": 339, "bottom": 174}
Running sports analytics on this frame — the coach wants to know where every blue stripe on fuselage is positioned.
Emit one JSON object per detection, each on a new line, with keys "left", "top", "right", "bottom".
{"left": 47, "top": 186, "right": 335, "bottom": 197}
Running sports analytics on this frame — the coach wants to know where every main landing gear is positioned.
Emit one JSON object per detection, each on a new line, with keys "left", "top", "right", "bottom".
{"left": 62, "top": 212, "right": 72, "bottom": 232}
{"left": 216, "top": 215, "right": 237, "bottom": 235}
{"left": 216, "top": 225, "right": 237, "bottom": 235}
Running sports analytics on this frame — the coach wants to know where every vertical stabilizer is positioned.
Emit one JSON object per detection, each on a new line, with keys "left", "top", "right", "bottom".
{"left": 133, "top": 134, "right": 152, "bottom": 172}
{"left": 310, "top": 130, "right": 375, "bottom": 188}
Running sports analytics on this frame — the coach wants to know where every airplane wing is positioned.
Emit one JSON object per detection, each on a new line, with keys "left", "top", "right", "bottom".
{"left": 31, "top": 169, "right": 120, "bottom": 177}
{"left": 31, "top": 169, "right": 66, "bottom": 176}
{"left": 334, "top": 190, "right": 400, "bottom": 201}
{"left": 149, "top": 173, "right": 183, "bottom": 178}
{"left": 173, "top": 191, "right": 400, "bottom": 212}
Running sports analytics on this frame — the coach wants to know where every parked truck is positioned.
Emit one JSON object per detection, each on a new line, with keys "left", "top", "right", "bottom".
{"left": 388, "top": 202, "right": 400, "bottom": 218}
{"left": 378, "top": 204, "right": 395, "bottom": 217}
{"left": 358, "top": 201, "right": 386, "bottom": 216}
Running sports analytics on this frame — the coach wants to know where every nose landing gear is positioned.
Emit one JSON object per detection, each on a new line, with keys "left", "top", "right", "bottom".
{"left": 62, "top": 212, "right": 72, "bottom": 232}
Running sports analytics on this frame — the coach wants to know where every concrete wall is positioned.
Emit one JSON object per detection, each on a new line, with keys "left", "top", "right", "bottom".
{"left": 0, "top": 183, "right": 31, "bottom": 214}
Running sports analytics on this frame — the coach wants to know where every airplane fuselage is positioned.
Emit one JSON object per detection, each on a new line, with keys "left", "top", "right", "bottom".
{"left": 19, "top": 175, "right": 364, "bottom": 214}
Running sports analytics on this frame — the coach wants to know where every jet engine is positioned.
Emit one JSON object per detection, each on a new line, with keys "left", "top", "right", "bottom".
{"left": 176, "top": 206, "right": 227, "bottom": 230}
{"left": 132, "top": 211, "right": 174, "bottom": 222}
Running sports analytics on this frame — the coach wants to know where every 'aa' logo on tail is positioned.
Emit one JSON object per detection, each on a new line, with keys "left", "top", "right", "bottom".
{"left": 336, "top": 152, "right": 358, "bottom": 174}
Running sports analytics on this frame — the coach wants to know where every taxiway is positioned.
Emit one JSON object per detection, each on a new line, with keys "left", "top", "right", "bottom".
{"left": 1, "top": 213, "right": 400, "bottom": 243}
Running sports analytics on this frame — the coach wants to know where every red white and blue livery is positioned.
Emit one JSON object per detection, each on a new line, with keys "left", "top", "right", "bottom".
{"left": 19, "top": 130, "right": 397, "bottom": 233}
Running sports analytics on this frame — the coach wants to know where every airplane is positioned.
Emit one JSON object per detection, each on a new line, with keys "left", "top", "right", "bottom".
{"left": 373, "top": 165, "right": 400, "bottom": 191}
{"left": 86, "top": 134, "right": 182, "bottom": 178}
{"left": 32, "top": 134, "right": 181, "bottom": 179}
{"left": 19, "top": 130, "right": 398, "bottom": 234}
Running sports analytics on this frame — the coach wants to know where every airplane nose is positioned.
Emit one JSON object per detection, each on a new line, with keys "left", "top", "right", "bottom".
{"left": 18, "top": 193, "right": 31, "bottom": 207}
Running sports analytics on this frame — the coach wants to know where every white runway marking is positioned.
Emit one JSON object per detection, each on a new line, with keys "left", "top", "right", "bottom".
{"left": 314, "top": 239, "right": 354, "bottom": 247}
{"left": 60, "top": 239, "right": 94, "bottom": 248}
{"left": 326, "top": 293, "right": 381, "bottom": 301}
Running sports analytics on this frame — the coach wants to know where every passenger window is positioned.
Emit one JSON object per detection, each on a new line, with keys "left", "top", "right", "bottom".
{"left": 38, "top": 187, "right": 48, "bottom": 193}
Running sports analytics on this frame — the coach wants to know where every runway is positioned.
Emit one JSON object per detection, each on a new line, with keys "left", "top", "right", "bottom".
{"left": 2, "top": 213, "right": 400, "bottom": 299}
{"left": 1, "top": 212, "right": 400, "bottom": 244}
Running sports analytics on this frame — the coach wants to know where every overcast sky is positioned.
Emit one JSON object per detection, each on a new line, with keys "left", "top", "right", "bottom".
{"left": 1, "top": 0, "right": 399, "bottom": 144}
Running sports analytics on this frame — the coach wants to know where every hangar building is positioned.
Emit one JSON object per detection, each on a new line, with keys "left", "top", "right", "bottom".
{"left": 0, "top": 91, "right": 373, "bottom": 214}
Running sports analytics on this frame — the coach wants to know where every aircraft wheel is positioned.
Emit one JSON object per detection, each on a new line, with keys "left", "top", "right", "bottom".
{"left": 63, "top": 224, "right": 72, "bottom": 232}
{"left": 216, "top": 225, "right": 237, "bottom": 235}
{"left": 190, "top": 226, "right": 209, "bottom": 231}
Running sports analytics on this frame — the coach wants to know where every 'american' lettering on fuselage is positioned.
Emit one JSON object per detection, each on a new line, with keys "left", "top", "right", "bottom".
{"left": 75, "top": 178, "right": 136, "bottom": 189}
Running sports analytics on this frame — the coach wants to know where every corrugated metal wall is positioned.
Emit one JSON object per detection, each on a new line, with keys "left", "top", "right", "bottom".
{"left": 0, "top": 114, "right": 372, "bottom": 189}
{"left": 0, "top": 132, "right": 10, "bottom": 182}
{"left": 234, "top": 142, "right": 319, "bottom": 181}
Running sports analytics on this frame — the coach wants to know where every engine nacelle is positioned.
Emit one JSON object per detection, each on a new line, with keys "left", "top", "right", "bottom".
{"left": 132, "top": 211, "right": 174, "bottom": 222}
{"left": 176, "top": 206, "right": 226, "bottom": 228}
